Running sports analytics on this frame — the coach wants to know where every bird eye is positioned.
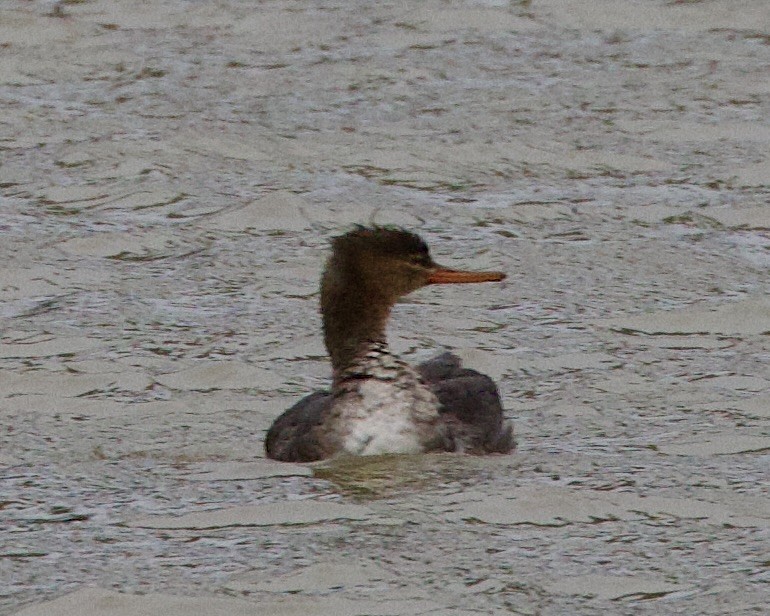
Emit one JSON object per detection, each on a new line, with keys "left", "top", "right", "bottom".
{"left": 411, "top": 252, "right": 432, "bottom": 266}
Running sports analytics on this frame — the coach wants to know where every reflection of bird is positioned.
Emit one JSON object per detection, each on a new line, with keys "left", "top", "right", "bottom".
{"left": 265, "top": 226, "right": 514, "bottom": 462}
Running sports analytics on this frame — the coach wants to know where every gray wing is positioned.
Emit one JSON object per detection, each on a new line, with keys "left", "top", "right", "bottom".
{"left": 264, "top": 391, "right": 334, "bottom": 462}
{"left": 417, "top": 352, "right": 514, "bottom": 454}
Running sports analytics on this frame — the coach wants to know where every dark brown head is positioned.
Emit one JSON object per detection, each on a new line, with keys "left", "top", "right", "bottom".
{"left": 325, "top": 226, "right": 435, "bottom": 302}
{"left": 320, "top": 226, "right": 505, "bottom": 370}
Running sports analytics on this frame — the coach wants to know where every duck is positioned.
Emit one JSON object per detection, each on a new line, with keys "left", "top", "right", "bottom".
{"left": 265, "top": 225, "right": 514, "bottom": 462}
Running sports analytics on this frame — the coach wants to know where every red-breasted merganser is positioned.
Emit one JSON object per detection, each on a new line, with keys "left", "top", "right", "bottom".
{"left": 265, "top": 226, "right": 514, "bottom": 462}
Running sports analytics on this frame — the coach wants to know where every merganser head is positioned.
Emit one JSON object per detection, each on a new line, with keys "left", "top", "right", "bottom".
{"left": 320, "top": 226, "right": 505, "bottom": 371}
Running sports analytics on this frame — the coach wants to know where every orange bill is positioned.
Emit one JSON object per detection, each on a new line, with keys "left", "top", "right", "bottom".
{"left": 427, "top": 268, "right": 506, "bottom": 284}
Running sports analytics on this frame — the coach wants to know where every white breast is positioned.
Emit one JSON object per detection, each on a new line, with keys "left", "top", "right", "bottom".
{"left": 337, "top": 379, "right": 438, "bottom": 456}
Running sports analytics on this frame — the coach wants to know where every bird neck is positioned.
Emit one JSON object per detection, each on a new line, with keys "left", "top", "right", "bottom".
{"left": 320, "top": 263, "right": 395, "bottom": 375}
